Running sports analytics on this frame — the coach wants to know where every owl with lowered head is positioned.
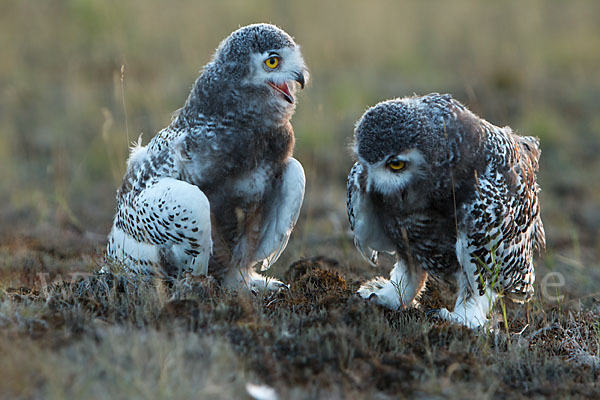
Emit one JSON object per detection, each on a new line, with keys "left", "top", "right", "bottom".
{"left": 347, "top": 93, "right": 545, "bottom": 328}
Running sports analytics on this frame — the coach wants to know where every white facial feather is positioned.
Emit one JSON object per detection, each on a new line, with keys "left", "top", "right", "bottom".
{"left": 362, "top": 149, "right": 426, "bottom": 196}
{"left": 243, "top": 46, "right": 308, "bottom": 89}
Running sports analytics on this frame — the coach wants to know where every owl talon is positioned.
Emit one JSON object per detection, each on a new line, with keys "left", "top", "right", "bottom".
{"left": 436, "top": 305, "right": 491, "bottom": 329}
{"left": 278, "top": 283, "right": 291, "bottom": 291}
{"left": 357, "top": 277, "right": 402, "bottom": 311}
{"left": 248, "top": 273, "right": 288, "bottom": 294}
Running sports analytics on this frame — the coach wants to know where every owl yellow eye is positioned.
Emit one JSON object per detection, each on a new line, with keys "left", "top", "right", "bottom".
{"left": 264, "top": 56, "right": 280, "bottom": 69}
{"left": 387, "top": 160, "right": 406, "bottom": 171}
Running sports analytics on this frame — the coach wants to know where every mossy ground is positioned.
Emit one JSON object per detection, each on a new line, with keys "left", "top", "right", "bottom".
{"left": 1, "top": 241, "right": 599, "bottom": 399}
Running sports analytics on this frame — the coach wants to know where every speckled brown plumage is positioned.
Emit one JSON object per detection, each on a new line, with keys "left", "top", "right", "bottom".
{"left": 348, "top": 93, "right": 545, "bottom": 327}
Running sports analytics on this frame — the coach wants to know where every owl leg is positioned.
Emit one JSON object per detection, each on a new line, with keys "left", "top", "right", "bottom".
{"left": 221, "top": 212, "right": 287, "bottom": 293}
{"left": 222, "top": 158, "right": 304, "bottom": 293}
{"left": 357, "top": 260, "right": 428, "bottom": 310}
{"left": 106, "top": 178, "right": 212, "bottom": 276}
{"left": 436, "top": 271, "right": 498, "bottom": 328}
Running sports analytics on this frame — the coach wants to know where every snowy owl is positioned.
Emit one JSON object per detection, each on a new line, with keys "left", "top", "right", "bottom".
{"left": 347, "top": 94, "right": 545, "bottom": 328}
{"left": 106, "top": 24, "right": 308, "bottom": 292}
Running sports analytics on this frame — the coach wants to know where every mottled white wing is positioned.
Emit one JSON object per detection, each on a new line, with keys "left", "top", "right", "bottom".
{"left": 253, "top": 157, "right": 305, "bottom": 271}
{"left": 107, "top": 177, "right": 213, "bottom": 276}
{"left": 457, "top": 160, "right": 542, "bottom": 301}
{"left": 346, "top": 162, "right": 395, "bottom": 266}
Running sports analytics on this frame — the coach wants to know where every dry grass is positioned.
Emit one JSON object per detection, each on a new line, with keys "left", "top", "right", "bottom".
{"left": 1, "top": 258, "right": 599, "bottom": 399}
{"left": 1, "top": 0, "right": 600, "bottom": 398}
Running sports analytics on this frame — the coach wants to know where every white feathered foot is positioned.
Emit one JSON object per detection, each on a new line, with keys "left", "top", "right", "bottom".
{"left": 357, "top": 260, "right": 428, "bottom": 310}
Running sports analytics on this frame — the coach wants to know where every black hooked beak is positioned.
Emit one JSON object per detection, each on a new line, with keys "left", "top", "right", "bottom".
{"left": 293, "top": 70, "right": 306, "bottom": 89}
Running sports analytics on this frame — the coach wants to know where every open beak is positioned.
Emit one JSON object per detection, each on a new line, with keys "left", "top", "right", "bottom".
{"left": 267, "top": 71, "right": 306, "bottom": 105}
{"left": 268, "top": 81, "right": 294, "bottom": 104}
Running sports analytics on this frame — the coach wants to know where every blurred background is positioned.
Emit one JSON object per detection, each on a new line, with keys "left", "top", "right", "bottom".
{"left": 1, "top": 0, "right": 599, "bottom": 299}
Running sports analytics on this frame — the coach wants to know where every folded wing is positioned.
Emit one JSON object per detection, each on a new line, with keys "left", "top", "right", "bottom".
{"left": 346, "top": 162, "right": 396, "bottom": 266}
{"left": 253, "top": 157, "right": 306, "bottom": 271}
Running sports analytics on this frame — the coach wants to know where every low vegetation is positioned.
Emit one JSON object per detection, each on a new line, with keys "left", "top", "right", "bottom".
{"left": 1, "top": 247, "right": 598, "bottom": 398}
{"left": 1, "top": 0, "right": 599, "bottom": 398}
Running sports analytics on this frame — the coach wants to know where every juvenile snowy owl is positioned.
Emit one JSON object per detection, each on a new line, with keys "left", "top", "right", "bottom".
{"left": 106, "top": 24, "right": 308, "bottom": 291}
{"left": 347, "top": 94, "right": 545, "bottom": 328}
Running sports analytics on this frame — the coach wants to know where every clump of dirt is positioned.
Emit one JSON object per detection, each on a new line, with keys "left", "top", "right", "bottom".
{"left": 280, "top": 257, "right": 353, "bottom": 309}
